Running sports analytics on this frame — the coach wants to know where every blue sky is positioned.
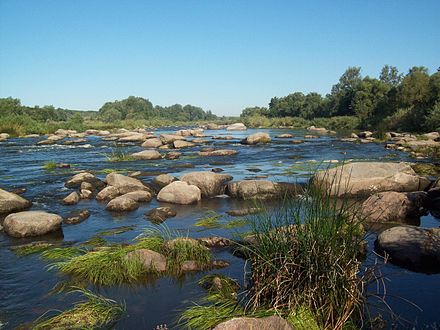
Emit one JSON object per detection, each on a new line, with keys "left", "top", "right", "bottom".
{"left": 0, "top": 1, "right": 439, "bottom": 116}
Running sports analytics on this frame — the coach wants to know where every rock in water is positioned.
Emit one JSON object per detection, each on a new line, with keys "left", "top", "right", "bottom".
{"left": 313, "top": 162, "right": 430, "bottom": 197}
{"left": 3, "top": 211, "right": 62, "bottom": 237}
{"left": 153, "top": 174, "right": 177, "bottom": 187}
{"left": 0, "top": 188, "right": 32, "bottom": 215}
{"left": 180, "top": 171, "right": 233, "bottom": 198}
{"left": 157, "top": 181, "right": 201, "bottom": 204}
{"left": 144, "top": 207, "right": 177, "bottom": 223}
{"left": 226, "top": 123, "right": 247, "bottom": 131}
{"left": 241, "top": 132, "right": 271, "bottom": 145}
{"left": 198, "top": 149, "right": 238, "bottom": 157}
{"left": 64, "top": 209, "right": 90, "bottom": 225}
{"left": 62, "top": 191, "right": 80, "bottom": 205}
{"left": 131, "top": 150, "right": 162, "bottom": 160}
{"left": 213, "top": 316, "right": 294, "bottom": 330}
{"left": 361, "top": 191, "right": 428, "bottom": 224}
{"left": 226, "top": 180, "right": 301, "bottom": 200}
{"left": 141, "top": 137, "right": 163, "bottom": 148}
{"left": 105, "top": 172, "right": 152, "bottom": 194}
{"left": 106, "top": 195, "right": 140, "bottom": 212}
{"left": 375, "top": 226, "right": 440, "bottom": 273}
{"left": 126, "top": 249, "right": 167, "bottom": 272}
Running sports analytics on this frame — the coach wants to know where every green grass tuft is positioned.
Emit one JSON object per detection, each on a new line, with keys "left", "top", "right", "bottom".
{"left": 11, "top": 242, "right": 54, "bottom": 256}
{"left": 164, "top": 238, "right": 212, "bottom": 274}
{"left": 223, "top": 218, "right": 250, "bottom": 229}
{"left": 42, "top": 161, "right": 57, "bottom": 170}
{"left": 105, "top": 148, "right": 135, "bottom": 162}
{"left": 31, "top": 288, "right": 124, "bottom": 329}
{"left": 98, "top": 225, "right": 135, "bottom": 236}
{"left": 194, "top": 211, "right": 222, "bottom": 229}
{"left": 41, "top": 247, "right": 84, "bottom": 261}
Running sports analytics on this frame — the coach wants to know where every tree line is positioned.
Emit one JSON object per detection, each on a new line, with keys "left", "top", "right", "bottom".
{"left": 241, "top": 65, "right": 440, "bottom": 132}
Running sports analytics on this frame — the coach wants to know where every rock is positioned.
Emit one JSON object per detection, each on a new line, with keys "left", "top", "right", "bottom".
{"left": 213, "top": 316, "right": 294, "bottom": 330}
{"left": 121, "top": 190, "right": 153, "bottom": 202}
{"left": 307, "top": 126, "right": 327, "bottom": 133}
{"left": 198, "top": 149, "right": 238, "bottom": 157}
{"left": 144, "top": 207, "right": 177, "bottom": 223}
{"left": 291, "top": 139, "right": 305, "bottom": 144}
{"left": 47, "top": 134, "right": 65, "bottom": 141}
{"left": 11, "top": 188, "right": 26, "bottom": 195}
{"left": 106, "top": 173, "right": 151, "bottom": 194}
{"left": 173, "top": 140, "right": 195, "bottom": 148}
{"left": 212, "top": 168, "right": 224, "bottom": 173}
{"left": 131, "top": 150, "right": 162, "bottom": 160}
{"left": 375, "top": 226, "right": 440, "bottom": 273}
{"left": 227, "top": 180, "right": 301, "bottom": 200}
{"left": 160, "top": 134, "right": 185, "bottom": 144}
{"left": 276, "top": 133, "right": 293, "bottom": 138}
{"left": 212, "top": 135, "right": 234, "bottom": 140}
{"left": 192, "top": 138, "right": 207, "bottom": 143}
{"left": 422, "top": 132, "right": 440, "bottom": 140}
{"left": 198, "top": 236, "right": 233, "bottom": 247}
{"left": 241, "top": 132, "right": 271, "bottom": 145}
{"left": 62, "top": 191, "right": 80, "bottom": 205}
{"left": 126, "top": 249, "right": 167, "bottom": 272}
{"left": 96, "top": 186, "right": 121, "bottom": 202}
{"left": 3, "top": 211, "right": 62, "bottom": 238}
{"left": 165, "top": 151, "right": 182, "bottom": 160}
{"left": 0, "top": 188, "right": 32, "bottom": 214}
{"left": 37, "top": 139, "right": 55, "bottom": 145}
{"left": 106, "top": 196, "right": 139, "bottom": 212}
{"left": 80, "top": 182, "right": 94, "bottom": 191}
{"left": 206, "top": 123, "right": 221, "bottom": 130}
{"left": 157, "top": 181, "right": 202, "bottom": 204}
{"left": 118, "top": 133, "right": 148, "bottom": 142}
{"left": 351, "top": 133, "right": 359, "bottom": 138}
{"left": 226, "top": 123, "right": 247, "bottom": 131}
{"left": 361, "top": 191, "right": 428, "bottom": 224}
{"left": 154, "top": 174, "right": 177, "bottom": 187}
{"left": 358, "top": 131, "right": 373, "bottom": 138}
{"left": 180, "top": 171, "right": 233, "bottom": 198}
{"left": 141, "top": 137, "right": 163, "bottom": 148}
{"left": 0, "top": 133, "right": 10, "bottom": 141}
{"left": 65, "top": 172, "right": 103, "bottom": 189}
{"left": 313, "top": 162, "right": 431, "bottom": 197}
{"left": 227, "top": 208, "right": 261, "bottom": 216}
{"left": 304, "top": 135, "right": 319, "bottom": 139}
{"left": 64, "top": 209, "right": 90, "bottom": 225}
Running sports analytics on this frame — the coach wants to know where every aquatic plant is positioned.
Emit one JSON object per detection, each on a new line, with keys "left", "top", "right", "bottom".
{"left": 31, "top": 288, "right": 124, "bottom": 329}
{"left": 41, "top": 247, "right": 84, "bottom": 261}
{"left": 98, "top": 225, "right": 135, "bottom": 236}
{"left": 105, "top": 148, "right": 135, "bottom": 162}
{"left": 42, "top": 161, "right": 57, "bottom": 170}
{"left": 194, "top": 211, "right": 222, "bottom": 229}
{"left": 11, "top": 242, "right": 54, "bottom": 256}
{"left": 164, "top": 237, "right": 212, "bottom": 274}
{"left": 223, "top": 218, "right": 250, "bottom": 229}
{"left": 244, "top": 183, "right": 368, "bottom": 329}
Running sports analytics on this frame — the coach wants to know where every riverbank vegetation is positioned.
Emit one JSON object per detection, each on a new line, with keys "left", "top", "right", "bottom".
{"left": 241, "top": 65, "right": 440, "bottom": 132}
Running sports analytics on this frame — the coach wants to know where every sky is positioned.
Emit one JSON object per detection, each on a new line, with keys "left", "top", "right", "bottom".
{"left": 0, "top": 1, "right": 439, "bottom": 116}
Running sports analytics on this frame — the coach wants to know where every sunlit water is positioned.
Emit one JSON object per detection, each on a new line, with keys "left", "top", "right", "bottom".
{"left": 0, "top": 128, "right": 438, "bottom": 329}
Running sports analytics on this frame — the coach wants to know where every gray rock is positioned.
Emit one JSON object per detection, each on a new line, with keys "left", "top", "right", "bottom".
{"left": 173, "top": 140, "right": 195, "bottom": 148}
{"left": 213, "top": 316, "right": 294, "bottom": 330}
{"left": 3, "top": 211, "right": 62, "bottom": 238}
{"left": 313, "top": 162, "right": 431, "bottom": 197}
{"left": 131, "top": 150, "right": 162, "bottom": 160}
{"left": 144, "top": 207, "right": 177, "bottom": 223}
{"left": 226, "top": 123, "right": 247, "bottom": 131}
{"left": 141, "top": 137, "right": 163, "bottom": 148}
{"left": 198, "top": 149, "right": 238, "bottom": 157}
{"left": 241, "top": 132, "right": 271, "bottom": 145}
{"left": 0, "top": 188, "right": 32, "bottom": 214}
{"left": 154, "top": 174, "right": 177, "bottom": 187}
{"left": 157, "top": 181, "right": 201, "bottom": 204}
{"left": 106, "top": 196, "right": 140, "bottom": 212}
{"left": 227, "top": 180, "right": 301, "bottom": 200}
{"left": 64, "top": 209, "right": 90, "bottom": 225}
{"left": 180, "top": 171, "right": 233, "bottom": 198}
{"left": 121, "top": 190, "right": 153, "bottom": 202}
{"left": 375, "top": 226, "right": 440, "bottom": 273}
{"left": 126, "top": 249, "right": 167, "bottom": 272}
{"left": 106, "top": 173, "right": 151, "bottom": 194}
{"left": 62, "top": 191, "right": 80, "bottom": 205}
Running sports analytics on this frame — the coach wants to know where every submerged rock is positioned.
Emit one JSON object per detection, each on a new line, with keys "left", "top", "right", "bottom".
{"left": 126, "top": 249, "right": 167, "bottom": 272}
{"left": 144, "top": 207, "right": 177, "bottom": 223}
{"left": 165, "top": 151, "right": 182, "bottom": 160}
{"left": 227, "top": 208, "right": 261, "bottom": 216}
{"left": 64, "top": 209, "right": 90, "bottom": 225}
{"left": 0, "top": 188, "right": 32, "bottom": 215}
{"left": 313, "top": 162, "right": 430, "bottom": 197}
{"left": 361, "top": 191, "right": 428, "bottom": 224}
{"left": 214, "top": 316, "right": 294, "bottom": 330}
{"left": 276, "top": 133, "right": 294, "bottom": 138}
{"left": 375, "top": 226, "right": 440, "bottom": 273}
{"left": 157, "top": 181, "right": 202, "bottom": 205}
{"left": 180, "top": 171, "right": 233, "bottom": 198}
{"left": 241, "top": 132, "right": 271, "bottom": 145}
{"left": 3, "top": 211, "right": 62, "bottom": 238}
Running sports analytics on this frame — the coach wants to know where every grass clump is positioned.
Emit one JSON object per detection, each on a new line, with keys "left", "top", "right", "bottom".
{"left": 106, "top": 148, "right": 135, "bottom": 162}
{"left": 223, "top": 218, "right": 250, "bottom": 229}
{"left": 98, "top": 225, "right": 135, "bottom": 236}
{"left": 41, "top": 247, "right": 84, "bottom": 261}
{"left": 42, "top": 161, "right": 57, "bottom": 170}
{"left": 164, "top": 237, "right": 212, "bottom": 274}
{"left": 194, "top": 211, "right": 222, "bottom": 229}
{"left": 31, "top": 288, "right": 124, "bottom": 330}
{"left": 245, "top": 184, "right": 368, "bottom": 329}
{"left": 11, "top": 242, "right": 54, "bottom": 256}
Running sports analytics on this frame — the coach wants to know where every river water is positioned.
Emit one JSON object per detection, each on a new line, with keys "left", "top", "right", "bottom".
{"left": 0, "top": 128, "right": 438, "bottom": 329}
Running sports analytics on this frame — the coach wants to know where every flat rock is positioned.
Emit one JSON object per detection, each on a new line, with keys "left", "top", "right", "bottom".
{"left": 227, "top": 180, "right": 301, "bottom": 200}
{"left": 141, "top": 137, "right": 163, "bottom": 148}
{"left": 106, "top": 172, "right": 151, "bottom": 194}
{"left": 131, "top": 150, "right": 162, "bottom": 160}
{"left": 198, "top": 149, "right": 238, "bottom": 157}
{"left": 3, "top": 211, "right": 62, "bottom": 238}
{"left": 0, "top": 188, "right": 32, "bottom": 214}
{"left": 213, "top": 316, "right": 294, "bottom": 330}
{"left": 173, "top": 140, "right": 195, "bottom": 148}
{"left": 226, "top": 123, "right": 247, "bottom": 131}
{"left": 160, "top": 134, "right": 185, "bottom": 144}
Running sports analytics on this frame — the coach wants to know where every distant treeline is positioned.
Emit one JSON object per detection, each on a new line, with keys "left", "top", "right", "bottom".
{"left": 241, "top": 65, "right": 440, "bottom": 132}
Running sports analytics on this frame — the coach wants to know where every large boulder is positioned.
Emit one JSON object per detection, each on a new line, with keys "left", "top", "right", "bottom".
{"left": 157, "top": 181, "right": 201, "bottom": 204}
{"left": 160, "top": 134, "right": 185, "bottom": 144}
{"left": 226, "top": 123, "right": 247, "bottom": 131}
{"left": 154, "top": 174, "right": 177, "bottom": 187}
{"left": 173, "top": 140, "right": 196, "bottom": 149}
{"left": 141, "top": 138, "right": 163, "bottom": 148}
{"left": 214, "top": 316, "right": 294, "bottom": 330}
{"left": 227, "top": 180, "right": 301, "bottom": 200}
{"left": 131, "top": 150, "right": 162, "bottom": 160}
{"left": 65, "top": 172, "right": 104, "bottom": 189}
{"left": 313, "top": 162, "right": 430, "bottom": 197}
{"left": 241, "top": 132, "right": 271, "bottom": 145}
{"left": 0, "top": 188, "right": 32, "bottom": 214}
{"left": 96, "top": 186, "right": 121, "bottom": 202}
{"left": 375, "top": 226, "right": 440, "bottom": 273}
{"left": 118, "top": 133, "right": 148, "bottom": 142}
{"left": 3, "top": 211, "right": 62, "bottom": 238}
{"left": 198, "top": 149, "right": 238, "bottom": 157}
{"left": 126, "top": 249, "right": 167, "bottom": 272}
{"left": 361, "top": 191, "right": 428, "bottom": 224}
{"left": 181, "top": 171, "right": 233, "bottom": 197}
{"left": 105, "top": 173, "right": 151, "bottom": 194}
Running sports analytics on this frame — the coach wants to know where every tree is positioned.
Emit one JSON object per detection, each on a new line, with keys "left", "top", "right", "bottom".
{"left": 330, "top": 67, "right": 362, "bottom": 116}
{"left": 379, "top": 65, "right": 402, "bottom": 87}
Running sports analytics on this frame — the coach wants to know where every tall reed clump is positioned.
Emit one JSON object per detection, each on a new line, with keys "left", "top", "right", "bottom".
{"left": 31, "top": 288, "right": 124, "bottom": 329}
{"left": 245, "top": 182, "right": 367, "bottom": 329}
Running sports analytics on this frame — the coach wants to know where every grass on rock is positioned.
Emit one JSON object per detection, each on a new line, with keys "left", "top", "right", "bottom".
{"left": 31, "top": 288, "right": 124, "bottom": 330}
{"left": 105, "top": 148, "right": 135, "bottom": 162}
{"left": 42, "top": 161, "right": 57, "bottom": 170}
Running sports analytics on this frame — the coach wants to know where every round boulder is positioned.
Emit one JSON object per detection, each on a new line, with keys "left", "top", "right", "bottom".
{"left": 106, "top": 196, "right": 139, "bottom": 212}
{"left": 157, "top": 181, "right": 201, "bottom": 205}
{"left": 241, "top": 132, "right": 271, "bottom": 145}
{"left": 154, "top": 174, "right": 177, "bottom": 187}
{"left": 0, "top": 188, "right": 32, "bottom": 215}
{"left": 180, "top": 171, "right": 233, "bottom": 198}
{"left": 3, "top": 211, "right": 62, "bottom": 238}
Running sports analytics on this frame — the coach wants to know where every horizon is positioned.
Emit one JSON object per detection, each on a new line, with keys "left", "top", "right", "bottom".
{"left": 0, "top": 0, "right": 439, "bottom": 116}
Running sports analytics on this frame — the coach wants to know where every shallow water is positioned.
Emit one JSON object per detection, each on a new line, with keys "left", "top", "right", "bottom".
{"left": 0, "top": 128, "right": 438, "bottom": 329}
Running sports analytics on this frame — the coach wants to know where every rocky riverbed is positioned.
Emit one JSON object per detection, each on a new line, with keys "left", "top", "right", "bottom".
{"left": 0, "top": 126, "right": 439, "bottom": 329}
